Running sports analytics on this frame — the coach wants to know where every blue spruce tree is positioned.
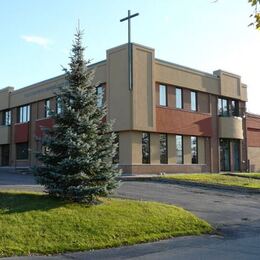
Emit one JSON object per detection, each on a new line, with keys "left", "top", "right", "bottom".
{"left": 34, "top": 29, "right": 120, "bottom": 203}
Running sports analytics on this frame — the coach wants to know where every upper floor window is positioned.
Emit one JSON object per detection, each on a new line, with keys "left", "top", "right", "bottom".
{"left": 176, "top": 88, "right": 183, "bottom": 109}
{"left": 230, "top": 100, "right": 239, "bottom": 116}
{"left": 160, "top": 133, "right": 168, "bottom": 164}
{"left": 191, "top": 136, "right": 198, "bottom": 164}
{"left": 44, "top": 99, "right": 51, "bottom": 118}
{"left": 176, "top": 135, "right": 183, "bottom": 164}
{"left": 218, "top": 98, "right": 239, "bottom": 117}
{"left": 56, "top": 97, "right": 62, "bottom": 114}
{"left": 96, "top": 84, "right": 105, "bottom": 108}
{"left": 191, "top": 91, "right": 197, "bottom": 111}
{"left": 18, "top": 105, "right": 30, "bottom": 123}
{"left": 159, "top": 84, "right": 167, "bottom": 106}
{"left": 2, "top": 110, "right": 11, "bottom": 126}
{"left": 142, "top": 132, "right": 150, "bottom": 164}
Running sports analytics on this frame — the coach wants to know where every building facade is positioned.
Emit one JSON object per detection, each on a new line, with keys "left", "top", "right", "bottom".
{"left": 0, "top": 43, "right": 258, "bottom": 174}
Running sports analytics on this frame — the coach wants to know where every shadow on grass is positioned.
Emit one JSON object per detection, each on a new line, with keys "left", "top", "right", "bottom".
{"left": 0, "top": 192, "right": 67, "bottom": 214}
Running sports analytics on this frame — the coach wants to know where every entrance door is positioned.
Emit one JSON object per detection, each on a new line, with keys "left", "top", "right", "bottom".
{"left": 233, "top": 140, "right": 240, "bottom": 171}
{"left": 220, "top": 139, "right": 230, "bottom": 171}
{"left": 1, "top": 145, "right": 9, "bottom": 166}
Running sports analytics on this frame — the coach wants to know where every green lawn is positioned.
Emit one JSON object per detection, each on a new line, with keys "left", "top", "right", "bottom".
{"left": 0, "top": 191, "right": 212, "bottom": 257}
{"left": 228, "top": 173, "right": 260, "bottom": 179}
{"left": 162, "top": 174, "right": 260, "bottom": 189}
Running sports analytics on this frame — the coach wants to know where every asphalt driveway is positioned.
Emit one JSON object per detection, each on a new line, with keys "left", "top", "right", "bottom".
{"left": 1, "top": 172, "right": 260, "bottom": 259}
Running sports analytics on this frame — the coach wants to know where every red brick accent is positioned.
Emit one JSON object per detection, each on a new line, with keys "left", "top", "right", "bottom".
{"left": 35, "top": 118, "right": 54, "bottom": 138}
{"left": 246, "top": 114, "right": 260, "bottom": 147}
{"left": 14, "top": 123, "right": 29, "bottom": 143}
{"left": 156, "top": 107, "right": 212, "bottom": 136}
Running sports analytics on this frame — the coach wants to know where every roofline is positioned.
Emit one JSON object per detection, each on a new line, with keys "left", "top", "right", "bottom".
{"left": 155, "top": 58, "right": 218, "bottom": 79}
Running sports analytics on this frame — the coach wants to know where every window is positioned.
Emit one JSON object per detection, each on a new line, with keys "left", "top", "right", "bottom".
{"left": 18, "top": 105, "right": 30, "bottom": 123}
{"left": 220, "top": 139, "right": 230, "bottom": 171}
{"left": 218, "top": 98, "right": 239, "bottom": 117}
{"left": 176, "top": 135, "right": 183, "bottom": 164}
{"left": 160, "top": 134, "right": 168, "bottom": 164}
{"left": 191, "top": 91, "right": 197, "bottom": 111}
{"left": 44, "top": 99, "right": 51, "bottom": 118}
{"left": 191, "top": 136, "right": 198, "bottom": 164}
{"left": 2, "top": 110, "right": 11, "bottom": 125}
{"left": 159, "top": 84, "right": 167, "bottom": 106}
{"left": 218, "top": 98, "right": 228, "bottom": 116}
{"left": 142, "top": 132, "right": 150, "bottom": 164}
{"left": 16, "top": 143, "right": 29, "bottom": 160}
{"left": 176, "top": 88, "right": 183, "bottom": 109}
{"left": 56, "top": 97, "right": 62, "bottom": 114}
{"left": 230, "top": 100, "right": 239, "bottom": 116}
{"left": 96, "top": 84, "right": 105, "bottom": 108}
{"left": 113, "top": 133, "right": 119, "bottom": 164}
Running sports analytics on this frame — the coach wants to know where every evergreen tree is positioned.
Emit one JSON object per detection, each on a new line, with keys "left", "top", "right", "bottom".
{"left": 33, "top": 29, "right": 120, "bottom": 203}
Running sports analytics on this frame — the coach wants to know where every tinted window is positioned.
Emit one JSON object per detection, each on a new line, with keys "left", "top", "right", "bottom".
{"left": 159, "top": 85, "right": 167, "bottom": 106}
{"left": 142, "top": 132, "right": 150, "bottom": 164}
{"left": 176, "top": 88, "right": 183, "bottom": 109}
{"left": 176, "top": 135, "right": 183, "bottom": 164}
{"left": 160, "top": 134, "right": 168, "bottom": 164}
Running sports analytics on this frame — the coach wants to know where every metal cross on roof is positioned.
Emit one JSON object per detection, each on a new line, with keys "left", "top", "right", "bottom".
{"left": 120, "top": 10, "right": 139, "bottom": 90}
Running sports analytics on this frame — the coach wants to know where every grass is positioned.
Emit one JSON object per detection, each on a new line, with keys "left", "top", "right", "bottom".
{"left": 0, "top": 191, "right": 212, "bottom": 257}
{"left": 162, "top": 174, "right": 260, "bottom": 189}
{"left": 228, "top": 173, "right": 260, "bottom": 179}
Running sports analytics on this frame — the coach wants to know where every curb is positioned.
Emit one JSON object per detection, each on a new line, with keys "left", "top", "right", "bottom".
{"left": 119, "top": 176, "right": 260, "bottom": 194}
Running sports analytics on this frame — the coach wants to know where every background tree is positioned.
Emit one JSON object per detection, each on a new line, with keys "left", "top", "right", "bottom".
{"left": 33, "top": 29, "right": 120, "bottom": 204}
{"left": 249, "top": 0, "right": 260, "bottom": 29}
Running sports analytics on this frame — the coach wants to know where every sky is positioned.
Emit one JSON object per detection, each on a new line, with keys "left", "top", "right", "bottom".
{"left": 0, "top": 0, "right": 259, "bottom": 113}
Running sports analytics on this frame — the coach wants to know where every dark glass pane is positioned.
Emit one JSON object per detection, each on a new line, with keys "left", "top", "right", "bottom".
{"left": 142, "top": 132, "right": 150, "bottom": 164}
{"left": 176, "top": 135, "right": 183, "bottom": 164}
{"left": 160, "top": 134, "right": 168, "bottom": 164}
{"left": 113, "top": 133, "right": 119, "bottom": 164}
{"left": 191, "top": 136, "right": 198, "bottom": 164}
{"left": 16, "top": 143, "right": 29, "bottom": 160}
{"left": 220, "top": 139, "right": 230, "bottom": 171}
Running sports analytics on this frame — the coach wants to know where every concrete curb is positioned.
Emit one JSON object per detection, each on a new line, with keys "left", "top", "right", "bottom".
{"left": 118, "top": 176, "right": 260, "bottom": 194}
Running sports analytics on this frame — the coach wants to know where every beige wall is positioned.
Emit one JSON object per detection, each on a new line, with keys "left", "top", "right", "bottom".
{"left": 0, "top": 126, "right": 10, "bottom": 144}
{"left": 0, "top": 87, "right": 13, "bottom": 110}
{"left": 150, "top": 133, "right": 160, "bottom": 164}
{"left": 155, "top": 61, "right": 220, "bottom": 95}
{"left": 168, "top": 134, "right": 176, "bottom": 163}
{"left": 132, "top": 44, "right": 156, "bottom": 131}
{"left": 248, "top": 147, "right": 260, "bottom": 172}
{"left": 119, "top": 131, "right": 142, "bottom": 165}
{"left": 219, "top": 117, "right": 243, "bottom": 139}
{"left": 107, "top": 44, "right": 132, "bottom": 131}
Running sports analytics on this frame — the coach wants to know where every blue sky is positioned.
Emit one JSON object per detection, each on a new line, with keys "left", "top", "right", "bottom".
{"left": 1, "top": 0, "right": 259, "bottom": 113}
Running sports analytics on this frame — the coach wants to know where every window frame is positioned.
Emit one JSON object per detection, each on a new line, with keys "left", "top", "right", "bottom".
{"left": 176, "top": 87, "right": 183, "bottom": 109}
{"left": 44, "top": 99, "right": 51, "bottom": 118}
{"left": 159, "top": 84, "right": 167, "bottom": 107}
{"left": 191, "top": 136, "right": 198, "bottom": 164}
{"left": 191, "top": 91, "right": 197, "bottom": 111}
{"left": 160, "top": 133, "right": 168, "bottom": 164}
{"left": 18, "top": 105, "right": 30, "bottom": 123}
{"left": 176, "top": 135, "right": 183, "bottom": 164}
{"left": 96, "top": 84, "right": 105, "bottom": 108}
{"left": 142, "top": 132, "right": 150, "bottom": 164}
{"left": 2, "top": 110, "right": 11, "bottom": 126}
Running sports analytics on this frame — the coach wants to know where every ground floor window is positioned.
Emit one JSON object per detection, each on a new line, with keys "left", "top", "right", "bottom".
{"left": 191, "top": 136, "right": 198, "bottom": 164}
{"left": 1, "top": 145, "right": 9, "bottom": 166}
{"left": 176, "top": 135, "right": 183, "bottom": 164}
{"left": 16, "top": 142, "right": 29, "bottom": 160}
{"left": 113, "top": 133, "right": 119, "bottom": 164}
{"left": 142, "top": 132, "right": 150, "bottom": 164}
{"left": 160, "top": 134, "right": 168, "bottom": 164}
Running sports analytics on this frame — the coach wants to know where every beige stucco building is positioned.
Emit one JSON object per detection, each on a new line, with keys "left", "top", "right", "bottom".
{"left": 0, "top": 42, "right": 259, "bottom": 174}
